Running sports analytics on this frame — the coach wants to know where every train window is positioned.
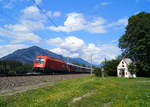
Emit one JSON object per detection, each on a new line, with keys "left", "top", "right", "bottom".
{"left": 36, "top": 58, "right": 45, "bottom": 64}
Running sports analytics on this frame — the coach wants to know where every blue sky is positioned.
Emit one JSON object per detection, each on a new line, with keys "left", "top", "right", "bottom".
{"left": 0, "top": 0, "right": 150, "bottom": 64}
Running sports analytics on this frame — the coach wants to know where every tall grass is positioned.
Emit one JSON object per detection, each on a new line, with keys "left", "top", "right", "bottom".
{"left": 0, "top": 76, "right": 150, "bottom": 107}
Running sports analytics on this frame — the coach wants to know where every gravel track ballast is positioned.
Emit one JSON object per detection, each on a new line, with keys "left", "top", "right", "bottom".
{"left": 0, "top": 74, "right": 89, "bottom": 96}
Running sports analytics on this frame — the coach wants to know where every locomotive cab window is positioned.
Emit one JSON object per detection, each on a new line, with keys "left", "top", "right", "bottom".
{"left": 36, "top": 58, "right": 45, "bottom": 64}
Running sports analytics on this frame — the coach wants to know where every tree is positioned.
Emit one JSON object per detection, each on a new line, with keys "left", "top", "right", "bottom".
{"left": 93, "top": 67, "right": 101, "bottom": 77}
{"left": 128, "top": 63, "right": 136, "bottom": 75}
{"left": 119, "top": 12, "right": 150, "bottom": 77}
{"left": 102, "top": 59, "right": 120, "bottom": 76}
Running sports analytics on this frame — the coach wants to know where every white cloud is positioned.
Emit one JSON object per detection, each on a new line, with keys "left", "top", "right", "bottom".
{"left": 48, "top": 12, "right": 107, "bottom": 33}
{"left": 100, "top": 2, "right": 110, "bottom": 6}
{"left": 111, "top": 39, "right": 118, "bottom": 43}
{"left": 50, "top": 48, "right": 79, "bottom": 58}
{"left": 47, "top": 36, "right": 121, "bottom": 64}
{"left": 0, "top": 4, "right": 62, "bottom": 43}
{"left": 53, "top": 11, "right": 61, "bottom": 17}
{"left": 21, "top": 6, "right": 45, "bottom": 21}
{"left": 80, "top": 44, "right": 120, "bottom": 64}
{"left": 22, "top": 5, "right": 61, "bottom": 21}
{"left": 0, "top": 5, "right": 55, "bottom": 43}
{"left": 87, "top": 17, "right": 106, "bottom": 33}
{"left": 20, "top": 20, "right": 45, "bottom": 30}
{"left": 134, "top": 11, "right": 140, "bottom": 15}
{"left": 108, "top": 18, "right": 128, "bottom": 27}
{"left": 0, "top": 44, "right": 28, "bottom": 58}
{"left": 0, "top": 24, "right": 42, "bottom": 43}
{"left": 46, "top": 37, "right": 63, "bottom": 45}
{"left": 45, "top": 11, "right": 61, "bottom": 18}
{"left": 23, "top": 5, "right": 39, "bottom": 14}
{"left": 94, "top": 2, "right": 110, "bottom": 9}
{"left": 46, "top": 36, "right": 84, "bottom": 52}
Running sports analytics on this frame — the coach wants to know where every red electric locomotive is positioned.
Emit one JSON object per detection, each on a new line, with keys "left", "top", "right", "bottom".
{"left": 33, "top": 56, "right": 91, "bottom": 73}
{"left": 33, "top": 56, "right": 69, "bottom": 72}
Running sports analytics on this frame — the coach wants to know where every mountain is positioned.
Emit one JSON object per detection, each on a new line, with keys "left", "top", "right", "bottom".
{"left": 0, "top": 46, "right": 91, "bottom": 66}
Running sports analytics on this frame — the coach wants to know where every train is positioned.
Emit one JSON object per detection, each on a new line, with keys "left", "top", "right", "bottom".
{"left": 33, "top": 56, "right": 91, "bottom": 73}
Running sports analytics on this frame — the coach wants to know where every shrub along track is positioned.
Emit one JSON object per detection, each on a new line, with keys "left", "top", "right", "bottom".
{"left": 0, "top": 74, "right": 90, "bottom": 96}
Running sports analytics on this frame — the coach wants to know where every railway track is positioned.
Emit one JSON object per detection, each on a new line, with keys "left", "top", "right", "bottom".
{"left": 0, "top": 71, "right": 90, "bottom": 77}
{"left": 0, "top": 73, "right": 90, "bottom": 96}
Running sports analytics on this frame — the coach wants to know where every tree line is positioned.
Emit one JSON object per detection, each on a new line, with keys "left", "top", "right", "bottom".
{"left": 0, "top": 60, "right": 33, "bottom": 74}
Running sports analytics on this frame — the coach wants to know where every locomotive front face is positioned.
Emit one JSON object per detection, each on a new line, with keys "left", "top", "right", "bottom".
{"left": 34, "top": 57, "right": 45, "bottom": 68}
{"left": 33, "top": 57, "right": 46, "bottom": 72}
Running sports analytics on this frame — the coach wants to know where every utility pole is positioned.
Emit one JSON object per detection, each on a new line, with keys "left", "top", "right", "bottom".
{"left": 101, "top": 67, "right": 104, "bottom": 78}
{"left": 101, "top": 57, "right": 106, "bottom": 78}
{"left": 90, "top": 54, "right": 93, "bottom": 75}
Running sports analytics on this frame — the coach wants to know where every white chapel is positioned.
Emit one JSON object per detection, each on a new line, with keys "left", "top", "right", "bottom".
{"left": 117, "top": 58, "right": 136, "bottom": 78}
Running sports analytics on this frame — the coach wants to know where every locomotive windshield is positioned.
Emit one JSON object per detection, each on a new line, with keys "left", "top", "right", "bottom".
{"left": 36, "top": 58, "right": 45, "bottom": 64}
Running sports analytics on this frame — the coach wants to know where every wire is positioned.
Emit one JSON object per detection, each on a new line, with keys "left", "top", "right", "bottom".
{"left": 31, "top": 0, "right": 58, "bottom": 27}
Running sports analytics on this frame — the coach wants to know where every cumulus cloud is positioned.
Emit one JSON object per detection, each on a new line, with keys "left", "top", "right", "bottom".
{"left": 46, "top": 36, "right": 84, "bottom": 52}
{"left": 0, "top": 4, "right": 61, "bottom": 43}
{"left": 48, "top": 12, "right": 107, "bottom": 33}
{"left": 22, "top": 6, "right": 40, "bottom": 17}
{"left": 47, "top": 36, "right": 121, "bottom": 64}
{"left": 81, "top": 44, "right": 120, "bottom": 64}
{"left": 0, "top": 4, "right": 63, "bottom": 43}
{"left": 50, "top": 48, "right": 79, "bottom": 58}
{"left": 108, "top": 18, "right": 128, "bottom": 27}
{"left": 22, "top": 5, "right": 61, "bottom": 21}
{"left": 47, "top": 11, "right": 61, "bottom": 17}
{"left": 0, "top": 44, "right": 28, "bottom": 58}
{"left": 94, "top": 2, "right": 110, "bottom": 9}
{"left": 0, "top": 21, "right": 42, "bottom": 43}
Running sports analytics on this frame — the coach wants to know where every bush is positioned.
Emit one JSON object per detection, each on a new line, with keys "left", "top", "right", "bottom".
{"left": 94, "top": 67, "right": 101, "bottom": 77}
{"left": 102, "top": 59, "right": 120, "bottom": 76}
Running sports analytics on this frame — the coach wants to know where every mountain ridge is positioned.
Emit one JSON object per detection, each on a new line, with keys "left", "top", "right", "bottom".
{"left": 0, "top": 46, "right": 91, "bottom": 66}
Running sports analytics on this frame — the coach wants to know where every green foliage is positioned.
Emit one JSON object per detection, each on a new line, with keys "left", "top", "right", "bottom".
{"left": 135, "top": 60, "right": 150, "bottom": 77}
{"left": 119, "top": 12, "right": 150, "bottom": 76}
{"left": 102, "top": 59, "right": 120, "bottom": 76}
{"left": 93, "top": 67, "right": 101, "bottom": 77}
{"left": 0, "top": 60, "right": 32, "bottom": 74}
{"left": 128, "top": 63, "right": 136, "bottom": 74}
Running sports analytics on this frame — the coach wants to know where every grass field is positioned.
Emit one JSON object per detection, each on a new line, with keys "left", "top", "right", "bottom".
{"left": 0, "top": 76, "right": 150, "bottom": 107}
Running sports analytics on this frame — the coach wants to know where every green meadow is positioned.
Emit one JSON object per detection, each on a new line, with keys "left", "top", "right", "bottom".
{"left": 0, "top": 76, "right": 150, "bottom": 107}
